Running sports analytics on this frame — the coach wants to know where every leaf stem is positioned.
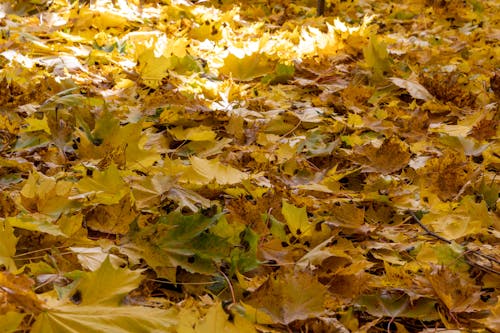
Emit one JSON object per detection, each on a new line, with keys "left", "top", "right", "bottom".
{"left": 219, "top": 269, "right": 236, "bottom": 305}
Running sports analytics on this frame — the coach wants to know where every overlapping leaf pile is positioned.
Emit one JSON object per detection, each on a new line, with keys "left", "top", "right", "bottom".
{"left": 0, "top": 0, "right": 499, "bottom": 331}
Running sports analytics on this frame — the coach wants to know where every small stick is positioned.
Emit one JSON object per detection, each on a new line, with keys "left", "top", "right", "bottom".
{"left": 408, "top": 210, "right": 500, "bottom": 276}
{"left": 408, "top": 211, "right": 451, "bottom": 244}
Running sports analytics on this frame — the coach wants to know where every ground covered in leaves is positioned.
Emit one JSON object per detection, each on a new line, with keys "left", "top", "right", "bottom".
{"left": 0, "top": 0, "right": 499, "bottom": 332}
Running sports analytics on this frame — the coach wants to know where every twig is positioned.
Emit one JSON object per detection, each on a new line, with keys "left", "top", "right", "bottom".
{"left": 146, "top": 279, "right": 218, "bottom": 285}
{"left": 463, "top": 250, "right": 500, "bottom": 276}
{"left": 408, "top": 210, "right": 500, "bottom": 276}
{"left": 408, "top": 211, "right": 451, "bottom": 243}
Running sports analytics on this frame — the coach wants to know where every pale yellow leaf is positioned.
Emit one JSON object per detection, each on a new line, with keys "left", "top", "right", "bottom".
{"left": 390, "top": 77, "right": 434, "bottom": 101}
{"left": 190, "top": 156, "right": 247, "bottom": 185}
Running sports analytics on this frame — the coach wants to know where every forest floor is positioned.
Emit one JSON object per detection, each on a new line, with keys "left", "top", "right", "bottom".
{"left": 0, "top": 0, "right": 499, "bottom": 332}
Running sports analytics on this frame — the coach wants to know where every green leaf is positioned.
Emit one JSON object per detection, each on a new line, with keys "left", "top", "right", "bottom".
{"left": 262, "top": 63, "right": 294, "bottom": 85}
{"left": 128, "top": 212, "right": 231, "bottom": 278}
{"left": 92, "top": 109, "right": 120, "bottom": 145}
{"left": 211, "top": 215, "right": 245, "bottom": 245}
{"left": 478, "top": 179, "right": 499, "bottom": 210}
{"left": 31, "top": 305, "right": 177, "bottom": 333}
{"left": 231, "top": 227, "right": 260, "bottom": 273}
{"left": 265, "top": 213, "right": 287, "bottom": 242}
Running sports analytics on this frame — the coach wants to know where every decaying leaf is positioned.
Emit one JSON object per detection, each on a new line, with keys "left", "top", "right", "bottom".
{"left": 246, "top": 270, "right": 328, "bottom": 324}
{"left": 0, "top": 272, "right": 44, "bottom": 314}
{"left": 353, "top": 136, "right": 411, "bottom": 174}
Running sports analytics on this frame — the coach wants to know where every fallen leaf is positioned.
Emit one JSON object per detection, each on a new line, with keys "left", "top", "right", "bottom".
{"left": 246, "top": 270, "right": 328, "bottom": 324}
{"left": 390, "top": 77, "right": 434, "bottom": 101}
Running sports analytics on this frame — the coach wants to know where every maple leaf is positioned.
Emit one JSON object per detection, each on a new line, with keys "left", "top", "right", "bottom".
{"left": 220, "top": 49, "right": 274, "bottom": 81}
{"left": 31, "top": 305, "right": 178, "bottom": 333}
{"left": 77, "top": 112, "right": 160, "bottom": 172}
{"left": 296, "top": 236, "right": 336, "bottom": 270}
{"left": 230, "top": 227, "right": 260, "bottom": 273}
{"left": 329, "top": 202, "right": 366, "bottom": 230}
{"left": 475, "top": 300, "right": 500, "bottom": 332}
{"left": 4, "top": 214, "right": 66, "bottom": 237}
{"left": 76, "top": 164, "right": 129, "bottom": 206}
{"left": 127, "top": 32, "right": 189, "bottom": 88}
{"left": 124, "top": 211, "right": 231, "bottom": 280}
{"left": 356, "top": 291, "right": 439, "bottom": 320}
{"left": 416, "top": 242, "right": 470, "bottom": 273}
{"left": 363, "top": 33, "right": 392, "bottom": 82}
{"left": 353, "top": 136, "right": 410, "bottom": 174}
{"left": 246, "top": 270, "right": 328, "bottom": 324}
{"left": 420, "top": 196, "right": 492, "bottom": 240}
{"left": 70, "top": 247, "right": 127, "bottom": 272}
{"left": 417, "top": 151, "right": 474, "bottom": 201}
{"left": 389, "top": 77, "right": 434, "bottom": 101}
{"left": 169, "top": 125, "right": 217, "bottom": 141}
{"left": 85, "top": 195, "right": 136, "bottom": 235}
{"left": 57, "top": 256, "right": 142, "bottom": 308}
{"left": 130, "top": 173, "right": 173, "bottom": 210}
{"left": 281, "top": 200, "right": 313, "bottom": 238}
{"left": 262, "top": 63, "right": 295, "bottom": 85}
{"left": 20, "top": 171, "right": 76, "bottom": 217}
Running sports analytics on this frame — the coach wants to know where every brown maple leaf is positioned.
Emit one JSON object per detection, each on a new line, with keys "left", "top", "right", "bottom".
{"left": 417, "top": 150, "right": 474, "bottom": 201}
{"left": 245, "top": 269, "right": 328, "bottom": 325}
{"left": 353, "top": 136, "right": 411, "bottom": 174}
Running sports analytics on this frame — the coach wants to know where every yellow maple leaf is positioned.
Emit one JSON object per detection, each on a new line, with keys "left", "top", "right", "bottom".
{"left": 76, "top": 164, "right": 129, "bottom": 205}
{"left": 21, "top": 116, "right": 51, "bottom": 135}
{"left": 363, "top": 33, "right": 392, "bottom": 82}
{"left": 281, "top": 200, "right": 312, "bottom": 238}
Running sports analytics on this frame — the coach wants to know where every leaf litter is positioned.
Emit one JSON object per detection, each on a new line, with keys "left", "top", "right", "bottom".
{"left": 0, "top": 0, "right": 499, "bottom": 332}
